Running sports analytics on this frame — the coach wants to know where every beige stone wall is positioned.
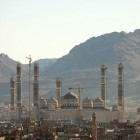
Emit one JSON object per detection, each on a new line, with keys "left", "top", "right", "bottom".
{"left": 41, "top": 108, "right": 124, "bottom": 123}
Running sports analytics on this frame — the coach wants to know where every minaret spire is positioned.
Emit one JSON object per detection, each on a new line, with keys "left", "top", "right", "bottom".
{"left": 56, "top": 78, "right": 62, "bottom": 108}
{"left": 33, "top": 62, "right": 39, "bottom": 106}
{"left": 118, "top": 62, "right": 124, "bottom": 110}
{"left": 91, "top": 112, "right": 97, "bottom": 140}
{"left": 10, "top": 77, "right": 16, "bottom": 110}
{"left": 16, "top": 62, "right": 22, "bottom": 120}
{"left": 101, "top": 64, "right": 107, "bottom": 107}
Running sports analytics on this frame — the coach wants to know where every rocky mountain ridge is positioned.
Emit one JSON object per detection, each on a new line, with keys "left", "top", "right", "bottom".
{"left": 1, "top": 29, "right": 140, "bottom": 102}
{"left": 45, "top": 29, "right": 140, "bottom": 79}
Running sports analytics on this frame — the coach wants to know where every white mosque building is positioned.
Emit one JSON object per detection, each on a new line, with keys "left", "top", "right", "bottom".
{"left": 10, "top": 63, "right": 124, "bottom": 123}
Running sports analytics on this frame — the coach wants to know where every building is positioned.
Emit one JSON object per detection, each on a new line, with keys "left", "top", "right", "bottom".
{"left": 10, "top": 63, "right": 124, "bottom": 123}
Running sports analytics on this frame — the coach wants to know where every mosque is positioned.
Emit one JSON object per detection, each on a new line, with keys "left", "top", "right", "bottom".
{"left": 10, "top": 62, "right": 124, "bottom": 123}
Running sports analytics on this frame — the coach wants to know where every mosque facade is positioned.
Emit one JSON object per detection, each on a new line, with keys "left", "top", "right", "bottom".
{"left": 10, "top": 63, "right": 124, "bottom": 123}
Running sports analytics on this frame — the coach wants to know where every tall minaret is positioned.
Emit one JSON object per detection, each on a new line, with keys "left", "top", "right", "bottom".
{"left": 56, "top": 78, "right": 62, "bottom": 108}
{"left": 101, "top": 64, "right": 107, "bottom": 107}
{"left": 16, "top": 62, "right": 22, "bottom": 119}
{"left": 91, "top": 112, "right": 97, "bottom": 140}
{"left": 33, "top": 62, "right": 39, "bottom": 107}
{"left": 10, "top": 77, "right": 16, "bottom": 110}
{"left": 118, "top": 62, "right": 124, "bottom": 109}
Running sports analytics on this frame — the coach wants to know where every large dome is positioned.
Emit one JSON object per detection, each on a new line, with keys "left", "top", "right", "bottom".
{"left": 62, "top": 92, "right": 78, "bottom": 99}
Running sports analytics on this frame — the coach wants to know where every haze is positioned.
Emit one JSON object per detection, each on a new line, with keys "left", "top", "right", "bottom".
{"left": 0, "top": 0, "right": 140, "bottom": 63}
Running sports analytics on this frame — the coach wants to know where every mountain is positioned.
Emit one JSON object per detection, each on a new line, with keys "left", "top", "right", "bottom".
{"left": 0, "top": 54, "right": 57, "bottom": 100}
{"left": 46, "top": 29, "right": 140, "bottom": 78}
{"left": 0, "top": 53, "right": 18, "bottom": 82}
{"left": 44, "top": 29, "right": 140, "bottom": 99}
{"left": 35, "top": 58, "right": 57, "bottom": 70}
{"left": 0, "top": 54, "right": 57, "bottom": 80}
{"left": 1, "top": 29, "right": 140, "bottom": 103}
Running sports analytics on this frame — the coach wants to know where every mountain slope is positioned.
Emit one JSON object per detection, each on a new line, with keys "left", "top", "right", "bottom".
{"left": 1, "top": 29, "right": 140, "bottom": 101}
{"left": 0, "top": 53, "right": 18, "bottom": 81}
{"left": 46, "top": 30, "right": 138, "bottom": 76}
{"left": 40, "top": 29, "right": 140, "bottom": 100}
{"left": 35, "top": 58, "right": 57, "bottom": 70}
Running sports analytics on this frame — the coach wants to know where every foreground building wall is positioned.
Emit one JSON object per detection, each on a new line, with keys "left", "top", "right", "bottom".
{"left": 39, "top": 108, "right": 124, "bottom": 123}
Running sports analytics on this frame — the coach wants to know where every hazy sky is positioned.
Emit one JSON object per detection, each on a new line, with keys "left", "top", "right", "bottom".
{"left": 0, "top": 0, "right": 140, "bottom": 63}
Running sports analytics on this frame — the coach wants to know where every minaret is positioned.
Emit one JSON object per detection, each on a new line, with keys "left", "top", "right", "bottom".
{"left": 16, "top": 62, "right": 22, "bottom": 119}
{"left": 56, "top": 78, "right": 62, "bottom": 108}
{"left": 118, "top": 62, "right": 124, "bottom": 109}
{"left": 33, "top": 62, "right": 39, "bottom": 106}
{"left": 91, "top": 112, "right": 97, "bottom": 140}
{"left": 101, "top": 64, "right": 107, "bottom": 107}
{"left": 10, "top": 77, "right": 16, "bottom": 110}
{"left": 26, "top": 55, "right": 32, "bottom": 119}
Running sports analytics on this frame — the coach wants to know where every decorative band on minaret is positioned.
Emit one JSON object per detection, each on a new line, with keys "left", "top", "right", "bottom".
{"left": 101, "top": 64, "right": 107, "bottom": 107}
{"left": 33, "top": 62, "right": 39, "bottom": 106}
{"left": 56, "top": 78, "right": 62, "bottom": 108}
{"left": 118, "top": 62, "right": 124, "bottom": 109}
{"left": 10, "top": 77, "right": 16, "bottom": 110}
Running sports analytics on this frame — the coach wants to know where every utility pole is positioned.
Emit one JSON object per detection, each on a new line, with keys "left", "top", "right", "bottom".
{"left": 26, "top": 55, "right": 32, "bottom": 119}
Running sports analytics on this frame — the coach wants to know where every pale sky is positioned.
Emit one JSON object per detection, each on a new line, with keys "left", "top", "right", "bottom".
{"left": 0, "top": 0, "right": 140, "bottom": 63}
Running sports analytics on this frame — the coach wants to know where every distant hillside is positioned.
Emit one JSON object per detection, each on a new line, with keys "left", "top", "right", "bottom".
{"left": 0, "top": 53, "right": 19, "bottom": 82}
{"left": 0, "top": 53, "right": 57, "bottom": 80}
{"left": 35, "top": 58, "right": 57, "bottom": 70}
{"left": 0, "top": 54, "right": 57, "bottom": 99}
{"left": 1, "top": 29, "right": 140, "bottom": 104}
{"left": 43, "top": 29, "right": 140, "bottom": 100}
{"left": 46, "top": 29, "right": 140, "bottom": 78}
